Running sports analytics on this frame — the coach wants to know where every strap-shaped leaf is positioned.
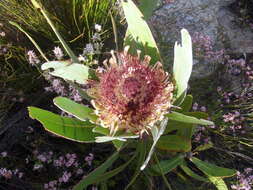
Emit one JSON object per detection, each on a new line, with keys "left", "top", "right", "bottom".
{"left": 9, "top": 21, "right": 49, "bottom": 62}
{"left": 156, "top": 135, "right": 192, "bottom": 152}
{"left": 173, "top": 29, "right": 193, "bottom": 105}
{"left": 180, "top": 161, "right": 210, "bottom": 183}
{"left": 149, "top": 154, "right": 184, "bottom": 176}
{"left": 122, "top": 0, "right": 160, "bottom": 64}
{"left": 73, "top": 151, "right": 119, "bottom": 190}
{"left": 140, "top": 118, "right": 168, "bottom": 170}
{"left": 41, "top": 61, "right": 89, "bottom": 84}
{"left": 28, "top": 106, "right": 98, "bottom": 142}
{"left": 53, "top": 97, "right": 97, "bottom": 122}
{"left": 30, "top": 0, "right": 79, "bottom": 63}
{"left": 208, "top": 176, "right": 228, "bottom": 190}
{"left": 174, "top": 95, "right": 193, "bottom": 113}
{"left": 166, "top": 111, "right": 213, "bottom": 126}
{"left": 125, "top": 142, "right": 147, "bottom": 189}
{"left": 191, "top": 157, "right": 236, "bottom": 178}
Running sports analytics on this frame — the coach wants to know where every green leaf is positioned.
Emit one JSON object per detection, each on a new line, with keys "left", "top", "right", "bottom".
{"left": 176, "top": 124, "right": 195, "bottom": 141}
{"left": 73, "top": 151, "right": 120, "bottom": 190}
{"left": 149, "top": 154, "right": 184, "bottom": 176}
{"left": 125, "top": 141, "right": 147, "bottom": 189}
{"left": 41, "top": 61, "right": 89, "bottom": 84}
{"left": 191, "top": 157, "right": 236, "bottom": 178}
{"left": 139, "top": 0, "right": 158, "bottom": 20}
{"left": 112, "top": 140, "right": 125, "bottom": 151}
{"left": 53, "top": 97, "right": 97, "bottom": 122}
{"left": 208, "top": 176, "right": 228, "bottom": 190}
{"left": 166, "top": 111, "right": 213, "bottom": 126}
{"left": 175, "top": 95, "right": 193, "bottom": 113}
{"left": 122, "top": 0, "right": 160, "bottom": 64}
{"left": 156, "top": 135, "right": 192, "bottom": 152}
{"left": 194, "top": 142, "right": 213, "bottom": 152}
{"left": 180, "top": 161, "right": 210, "bottom": 183}
{"left": 92, "top": 126, "right": 110, "bottom": 136}
{"left": 96, "top": 152, "right": 137, "bottom": 184}
{"left": 30, "top": 0, "right": 79, "bottom": 63}
{"left": 28, "top": 107, "right": 99, "bottom": 142}
{"left": 9, "top": 21, "right": 49, "bottom": 62}
{"left": 173, "top": 29, "right": 193, "bottom": 105}
{"left": 140, "top": 118, "right": 168, "bottom": 170}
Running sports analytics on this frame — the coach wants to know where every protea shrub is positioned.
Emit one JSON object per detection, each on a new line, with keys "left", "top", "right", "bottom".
{"left": 88, "top": 47, "right": 174, "bottom": 136}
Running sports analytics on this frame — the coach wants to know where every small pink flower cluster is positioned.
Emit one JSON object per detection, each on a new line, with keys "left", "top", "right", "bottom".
{"left": 192, "top": 102, "right": 214, "bottom": 144}
{"left": 27, "top": 50, "right": 40, "bottom": 66}
{"left": 192, "top": 32, "right": 225, "bottom": 63}
{"left": 231, "top": 168, "right": 253, "bottom": 190}
{"left": 38, "top": 151, "right": 93, "bottom": 189}
{"left": 0, "top": 168, "right": 23, "bottom": 180}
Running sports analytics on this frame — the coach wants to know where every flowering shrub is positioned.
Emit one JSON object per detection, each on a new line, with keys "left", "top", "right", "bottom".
{"left": 24, "top": 0, "right": 237, "bottom": 189}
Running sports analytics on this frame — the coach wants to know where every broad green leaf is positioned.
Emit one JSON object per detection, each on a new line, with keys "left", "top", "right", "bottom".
{"left": 180, "top": 161, "right": 210, "bottom": 183}
{"left": 176, "top": 124, "right": 195, "bottom": 141}
{"left": 149, "top": 154, "right": 184, "bottom": 176}
{"left": 53, "top": 97, "right": 97, "bottom": 122}
{"left": 208, "top": 176, "right": 228, "bottom": 190}
{"left": 28, "top": 106, "right": 99, "bottom": 142}
{"left": 173, "top": 29, "right": 193, "bottom": 105}
{"left": 140, "top": 118, "right": 168, "bottom": 170}
{"left": 41, "top": 61, "right": 89, "bottom": 84}
{"left": 191, "top": 157, "right": 236, "bottom": 178}
{"left": 30, "top": 0, "right": 79, "bottom": 63}
{"left": 165, "top": 120, "right": 193, "bottom": 134}
{"left": 122, "top": 0, "right": 160, "bottom": 64}
{"left": 166, "top": 111, "right": 213, "bottom": 126}
{"left": 156, "top": 135, "right": 192, "bottom": 152}
{"left": 73, "top": 151, "right": 119, "bottom": 190}
{"left": 139, "top": 0, "right": 159, "bottom": 20}
{"left": 175, "top": 95, "right": 193, "bottom": 113}
{"left": 9, "top": 21, "right": 49, "bottom": 62}
{"left": 184, "top": 112, "right": 208, "bottom": 119}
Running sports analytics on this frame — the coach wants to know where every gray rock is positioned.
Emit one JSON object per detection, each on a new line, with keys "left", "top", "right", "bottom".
{"left": 151, "top": 0, "right": 253, "bottom": 79}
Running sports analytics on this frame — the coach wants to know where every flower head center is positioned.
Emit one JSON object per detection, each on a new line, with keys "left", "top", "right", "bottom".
{"left": 122, "top": 77, "right": 141, "bottom": 99}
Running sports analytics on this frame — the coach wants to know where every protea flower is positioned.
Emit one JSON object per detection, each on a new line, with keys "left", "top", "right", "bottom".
{"left": 88, "top": 47, "right": 174, "bottom": 136}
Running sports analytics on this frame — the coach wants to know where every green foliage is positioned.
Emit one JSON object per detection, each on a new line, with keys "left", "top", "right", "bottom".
{"left": 53, "top": 97, "right": 98, "bottom": 122}
{"left": 0, "top": 0, "right": 115, "bottom": 50}
{"left": 208, "top": 176, "right": 228, "bottom": 190}
{"left": 149, "top": 154, "right": 184, "bottom": 176}
{"left": 73, "top": 151, "right": 120, "bottom": 190}
{"left": 41, "top": 61, "right": 89, "bottom": 84}
{"left": 122, "top": 0, "right": 160, "bottom": 64}
{"left": 140, "top": 118, "right": 168, "bottom": 171}
{"left": 156, "top": 135, "right": 192, "bottom": 152}
{"left": 28, "top": 106, "right": 99, "bottom": 142}
{"left": 191, "top": 157, "right": 236, "bottom": 178}
{"left": 139, "top": 0, "right": 159, "bottom": 20}
{"left": 166, "top": 111, "right": 213, "bottom": 126}
{"left": 173, "top": 29, "right": 193, "bottom": 105}
{"left": 180, "top": 162, "right": 210, "bottom": 183}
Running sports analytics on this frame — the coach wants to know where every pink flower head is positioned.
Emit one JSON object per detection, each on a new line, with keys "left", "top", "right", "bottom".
{"left": 88, "top": 47, "right": 174, "bottom": 135}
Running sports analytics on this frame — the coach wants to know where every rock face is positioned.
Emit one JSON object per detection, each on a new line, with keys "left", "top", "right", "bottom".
{"left": 151, "top": 0, "right": 253, "bottom": 78}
